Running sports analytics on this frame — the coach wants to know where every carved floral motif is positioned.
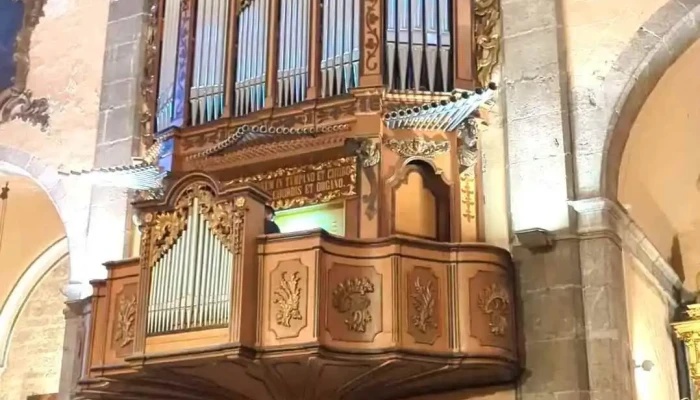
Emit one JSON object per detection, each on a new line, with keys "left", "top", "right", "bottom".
{"left": 477, "top": 283, "right": 510, "bottom": 336}
{"left": 411, "top": 277, "right": 437, "bottom": 334}
{"left": 273, "top": 272, "right": 303, "bottom": 327}
{"left": 114, "top": 294, "right": 137, "bottom": 348}
{"left": 332, "top": 277, "right": 375, "bottom": 333}
{"left": 385, "top": 137, "right": 450, "bottom": 159}
{"left": 363, "top": 0, "right": 381, "bottom": 73}
{"left": 140, "top": 0, "right": 158, "bottom": 139}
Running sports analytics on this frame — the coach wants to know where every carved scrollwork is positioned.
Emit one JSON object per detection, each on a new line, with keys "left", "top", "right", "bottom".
{"left": 477, "top": 283, "right": 510, "bottom": 336}
{"left": 140, "top": 0, "right": 159, "bottom": 139}
{"left": 475, "top": 0, "right": 501, "bottom": 87}
{"left": 385, "top": 137, "right": 450, "bottom": 159}
{"left": 332, "top": 277, "right": 375, "bottom": 333}
{"left": 151, "top": 209, "right": 188, "bottom": 263}
{"left": 411, "top": 277, "right": 437, "bottom": 334}
{"left": 114, "top": 294, "right": 137, "bottom": 348}
{"left": 273, "top": 272, "right": 303, "bottom": 327}
{"left": 0, "top": 89, "right": 49, "bottom": 130}
{"left": 363, "top": 0, "right": 381, "bottom": 73}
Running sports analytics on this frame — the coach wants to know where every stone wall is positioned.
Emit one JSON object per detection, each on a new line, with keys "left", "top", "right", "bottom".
{"left": 0, "top": 257, "right": 68, "bottom": 399}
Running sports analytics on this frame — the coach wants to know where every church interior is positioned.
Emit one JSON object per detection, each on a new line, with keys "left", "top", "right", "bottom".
{"left": 2, "top": 0, "right": 700, "bottom": 399}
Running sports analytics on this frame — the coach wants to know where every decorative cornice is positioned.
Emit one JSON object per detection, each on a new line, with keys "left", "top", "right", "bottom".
{"left": 569, "top": 197, "right": 683, "bottom": 306}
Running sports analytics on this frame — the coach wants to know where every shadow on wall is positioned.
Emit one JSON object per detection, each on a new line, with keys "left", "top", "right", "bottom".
{"left": 671, "top": 235, "right": 685, "bottom": 284}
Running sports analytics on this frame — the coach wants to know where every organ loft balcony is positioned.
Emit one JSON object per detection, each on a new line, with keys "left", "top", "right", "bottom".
{"left": 75, "top": 0, "right": 516, "bottom": 398}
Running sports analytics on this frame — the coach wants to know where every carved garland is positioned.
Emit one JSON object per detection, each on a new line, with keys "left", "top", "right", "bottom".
{"left": 477, "top": 283, "right": 510, "bottom": 336}
{"left": 474, "top": 0, "right": 501, "bottom": 87}
{"left": 140, "top": 0, "right": 159, "bottom": 140}
{"left": 385, "top": 137, "right": 450, "bottom": 159}
{"left": 332, "top": 277, "right": 375, "bottom": 333}
{"left": 0, "top": 0, "right": 50, "bottom": 131}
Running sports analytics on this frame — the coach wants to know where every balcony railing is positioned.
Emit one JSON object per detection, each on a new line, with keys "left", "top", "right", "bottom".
{"left": 151, "top": 0, "right": 474, "bottom": 134}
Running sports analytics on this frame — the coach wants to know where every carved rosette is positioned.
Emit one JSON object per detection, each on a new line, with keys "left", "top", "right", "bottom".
{"left": 332, "top": 277, "right": 375, "bottom": 333}
{"left": 477, "top": 283, "right": 510, "bottom": 336}
{"left": 385, "top": 137, "right": 450, "bottom": 160}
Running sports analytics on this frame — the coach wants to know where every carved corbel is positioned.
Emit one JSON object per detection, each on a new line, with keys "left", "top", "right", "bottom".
{"left": 355, "top": 139, "right": 381, "bottom": 220}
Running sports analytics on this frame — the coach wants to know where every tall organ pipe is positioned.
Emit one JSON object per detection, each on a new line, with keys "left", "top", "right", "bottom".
{"left": 385, "top": 0, "right": 452, "bottom": 92}
{"left": 277, "top": 0, "right": 310, "bottom": 106}
{"left": 320, "top": 0, "right": 360, "bottom": 97}
{"left": 146, "top": 197, "right": 236, "bottom": 335}
{"left": 156, "top": 0, "right": 183, "bottom": 132}
{"left": 234, "top": 0, "right": 271, "bottom": 116}
{"left": 190, "top": 0, "right": 230, "bottom": 126}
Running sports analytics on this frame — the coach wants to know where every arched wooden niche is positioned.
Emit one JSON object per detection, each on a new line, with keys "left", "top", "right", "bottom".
{"left": 390, "top": 160, "right": 451, "bottom": 241}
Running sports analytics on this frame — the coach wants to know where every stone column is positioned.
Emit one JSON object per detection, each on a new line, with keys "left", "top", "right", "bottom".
{"left": 58, "top": 0, "right": 151, "bottom": 397}
{"left": 85, "top": 0, "right": 150, "bottom": 281}
{"left": 501, "top": 0, "right": 636, "bottom": 398}
{"left": 57, "top": 298, "right": 91, "bottom": 400}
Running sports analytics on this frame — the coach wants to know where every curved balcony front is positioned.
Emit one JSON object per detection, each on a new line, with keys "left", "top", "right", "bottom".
{"left": 77, "top": 183, "right": 519, "bottom": 400}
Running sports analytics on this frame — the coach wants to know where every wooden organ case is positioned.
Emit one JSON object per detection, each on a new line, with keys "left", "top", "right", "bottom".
{"left": 77, "top": 0, "right": 518, "bottom": 398}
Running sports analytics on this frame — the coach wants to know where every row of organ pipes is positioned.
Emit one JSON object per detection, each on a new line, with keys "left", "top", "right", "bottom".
{"left": 153, "top": 0, "right": 453, "bottom": 129}
{"left": 147, "top": 197, "right": 233, "bottom": 335}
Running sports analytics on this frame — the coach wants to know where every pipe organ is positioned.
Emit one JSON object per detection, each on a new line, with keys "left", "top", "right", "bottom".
{"left": 234, "top": 0, "right": 271, "bottom": 116}
{"left": 155, "top": 0, "right": 182, "bottom": 132}
{"left": 385, "top": 0, "right": 452, "bottom": 92}
{"left": 190, "top": 0, "right": 230, "bottom": 126}
{"left": 320, "top": 0, "right": 360, "bottom": 97}
{"left": 146, "top": 195, "right": 234, "bottom": 335}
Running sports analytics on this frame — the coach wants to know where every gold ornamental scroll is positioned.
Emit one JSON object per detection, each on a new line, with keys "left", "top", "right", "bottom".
{"left": 226, "top": 157, "right": 358, "bottom": 210}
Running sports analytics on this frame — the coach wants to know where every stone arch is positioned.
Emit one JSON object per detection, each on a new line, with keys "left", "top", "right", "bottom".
{"left": 0, "top": 145, "right": 90, "bottom": 299}
{"left": 601, "top": 0, "right": 700, "bottom": 199}
{"left": 0, "top": 237, "right": 68, "bottom": 369}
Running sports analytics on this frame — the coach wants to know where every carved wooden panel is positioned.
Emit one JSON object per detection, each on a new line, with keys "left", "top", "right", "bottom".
{"left": 326, "top": 264, "right": 383, "bottom": 342}
{"left": 269, "top": 259, "right": 309, "bottom": 340}
{"left": 468, "top": 271, "right": 513, "bottom": 350}
{"left": 407, "top": 266, "right": 441, "bottom": 345}
{"left": 112, "top": 283, "right": 138, "bottom": 358}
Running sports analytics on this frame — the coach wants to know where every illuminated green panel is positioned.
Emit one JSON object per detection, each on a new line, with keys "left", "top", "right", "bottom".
{"left": 275, "top": 202, "right": 345, "bottom": 236}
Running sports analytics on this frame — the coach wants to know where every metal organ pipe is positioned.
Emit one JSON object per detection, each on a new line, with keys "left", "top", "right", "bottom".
{"left": 156, "top": 0, "right": 183, "bottom": 132}
{"left": 385, "top": 0, "right": 452, "bottom": 92}
{"left": 277, "top": 0, "right": 310, "bottom": 106}
{"left": 234, "top": 0, "right": 270, "bottom": 116}
{"left": 190, "top": 0, "right": 230, "bottom": 126}
{"left": 321, "top": 0, "right": 360, "bottom": 97}
{"left": 147, "top": 198, "right": 235, "bottom": 335}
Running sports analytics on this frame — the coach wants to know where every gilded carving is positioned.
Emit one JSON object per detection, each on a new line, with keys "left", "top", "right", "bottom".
{"left": 411, "top": 277, "right": 437, "bottom": 334}
{"left": 475, "top": 0, "right": 501, "bottom": 87}
{"left": 151, "top": 208, "right": 188, "bottom": 263}
{"left": 477, "top": 283, "right": 510, "bottom": 336}
{"left": 363, "top": 0, "right": 381, "bottom": 73}
{"left": 140, "top": 0, "right": 158, "bottom": 139}
{"left": 224, "top": 157, "right": 357, "bottom": 210}
{"left": 238, "top": 0, "right": 252, "bottom": 14}
{"left": 273, "top": 272, "right": 303, "bottom": 327}
{"left": 114, "top": 294, "right": 137, "bottom": 348}
{"left": 385, "top": 137, "right": 450, "bottom": 159}
{"left": 0, "top": 0, "right": 50, "bottom": 131}
{"left": 332, "top": 277, "right": 375, "bottom": 333}
{"left": 356, "top": 140, "right": 380, "bottom": 168}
